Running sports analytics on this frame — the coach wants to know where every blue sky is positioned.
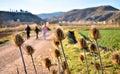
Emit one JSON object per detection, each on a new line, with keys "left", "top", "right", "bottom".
{"left": 0, "top": 0, "right": 120, "bottom": 14}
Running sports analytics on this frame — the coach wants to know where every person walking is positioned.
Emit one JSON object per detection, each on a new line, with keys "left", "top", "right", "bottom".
{"left": 42, "top": 24, "right": 48, "bottom": 40}
{"left": 25, "top": 25, "right": 31, "bottom": 39}
{"left": 34, "top": 26, "right": 40, "bottom": 39}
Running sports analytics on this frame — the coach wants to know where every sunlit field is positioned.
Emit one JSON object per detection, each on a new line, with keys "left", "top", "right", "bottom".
{"left": 61, "top": 25, "right": 120, "bottom": 74}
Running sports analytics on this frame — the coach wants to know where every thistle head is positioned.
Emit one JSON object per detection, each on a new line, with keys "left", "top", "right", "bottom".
{"left": 62, "top": 61, "right": 67, "bottom": 70}
{"left": 65, "top": 68, "right": 70, "bottom": 74}
{"left": 111, "top": 52, "right": 120, "bottom": 65}
{"left": 78, "top": 38, "right": 87, "bottom": 49}
{"left": 42, "top": 58, "right": 51, "bottom": 69}
{"left": 54, "top": 28, "right": 65, "bottom": 41}
{"left": 79, "top": 54, "right": 84, "bottom": 63}
{"left": 89, "top": 43, "right": 97, "bottom": 52}
{"left": 50, "top": 69, "right": 57, "bottom": 74}
{"left": 90, "top": 27, "right": 100, "bottom": 40}
{"left": 94, "top": 62, "right": 101, "bottom": 70}
{"left": 25, "top": 45, "right": 34, "bottom": 55}
{"left": 14, "top": 34, "right": 24, "bottom": 47}
{"left": 52, "top": 38, "right": 60, "bottom": 49}
{"left": 52, "top": 49, "right": 61, "bottom": 59}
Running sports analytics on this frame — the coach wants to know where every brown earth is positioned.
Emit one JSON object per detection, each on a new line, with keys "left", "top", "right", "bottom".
{"left": 0, "top": 31, "right": 56, "bottom": 74}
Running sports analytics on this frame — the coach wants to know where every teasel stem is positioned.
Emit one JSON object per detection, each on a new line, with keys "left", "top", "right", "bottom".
{"left": 57, "top": 57, "right": 61, "bottom": 74}
{"left": 16, "top": 66, "right": 19, "bottom": 74}
{"left": 30, "top": 54, "right": 37, "bottom": 74}
{"left": 19, "top": 46, "right": 27, "bottom": 74}
{"left": 83, "top": 48, "right": 89, "bottom": 74}
{"left": 95, "top": 40, "right": 104, "bottom": 74}
{"left": 59, "top": 41, "right": 70, "bottom": 74}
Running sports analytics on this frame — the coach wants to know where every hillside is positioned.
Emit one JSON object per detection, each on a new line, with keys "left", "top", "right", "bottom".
{"left": 0, "top": 11, "right": 44, "bottom": 24}
{"left": 48, "top": 5, "right": 120, "bottom": 23}
{"left": 37, "top": 12, "right": 64, "bottom": 19}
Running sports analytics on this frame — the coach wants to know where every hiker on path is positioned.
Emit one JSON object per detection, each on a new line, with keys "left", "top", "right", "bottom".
{"left": 25, "top": 25, "right": 31, "bottom": 39}
{"left": 42, "top": 24, "right": 48, "bottom": 40}
{"left": 34, "top": 26, "right": 40, "bottom": 39}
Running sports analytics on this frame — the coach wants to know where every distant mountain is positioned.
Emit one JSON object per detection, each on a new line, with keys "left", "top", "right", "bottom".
{"left": 0, "top": 11, "right": 44, "bottom": 24}
{"left": 48, "top": 5, "right": 120, "bottom": 23}
{"left": 37, "top": 12, "right": 64, "bottom": 19}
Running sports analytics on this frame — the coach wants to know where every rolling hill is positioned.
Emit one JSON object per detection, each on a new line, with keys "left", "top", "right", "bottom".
{"left": 37, "top": 12, "right": 64, "bottom": 19}
{"left": 0, "top": 11, "right": 44, "bottom": 24}
{"left": 48, "top": 5, "right": 120, "bottom": 23}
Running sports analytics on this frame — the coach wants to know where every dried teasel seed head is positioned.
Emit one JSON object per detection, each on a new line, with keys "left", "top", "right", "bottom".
{"left": 14, "top": 34, "right": 24, "bottom": 47}
{"left": 94, "top": 62, "right": 101, "bottom": 70}
{"left": 50, "top": 69, "right": 57, "bottom": 74}
{"left": 42, "top": 58, "right": 51, "bottom": 69}
{"left": 89, "top": 43, "right": 97, "bottom": 52}
{"left": 111, "top": 53, "right": 120, "bottom": 65}
{"left": 62, "top": 61, "right": 67, "bottom": 70}
{"left": 90, "top": 27, "right": 100, "bottom": 40}
{"left": 52, "top": 38, "right": 60, "bottom": 48}
{"left": 52, "top": 49, "right": 61, "bottom": 58}
{"left": 79, "top": 54, "right": 84, "bottom": 63}
{"left": 78, "top": 38, "right": 87, "bottom": 49}
{"left": 25, "top": 45, "right": 34, "bottom": 55}
{"left": 54, "top": 28, "right": 65, "bottom": 41}
{"left": 64, "top": 68, "right": 71, "bottom": 74}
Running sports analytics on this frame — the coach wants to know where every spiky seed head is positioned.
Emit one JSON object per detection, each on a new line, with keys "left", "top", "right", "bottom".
{"left": 79, "top": 54, "right": 84, "bottom": 62}
{"left": 111, "top": 53, "right": 120, "bottom": 65}
{"left": 14, "top": 34, "right": 24, "bottom": 47}
{"left": 78, "top": 38, "right": 87, "bottom": 49}
{"left": 64, "top": 69, "right": 71, "bottom": 74}
{"left": 89, "top": 44, "right": 97, "bottom": 52}
{"left": 62, "top": 61, "right": 67, "bottom": 70}
{"left": 52, "top": 38, "right": 60, "bottom": 48}
{"left": 50, "top": 69, "right": 57, "bottom": 74}
{"left": 90, "top": 27, "right": 100, "bottom": 40}
{"left": 25, "top": 45, "right": 34, "bottom": 55}
{"left": 42, "top": 58, "right": 51, "bottom": 69}
{"left": 52, "top": 49, "right": 61, "bottom": 58}
{"left": 55, "top": 28, "right": 65, "bottom": 41}
{"left": 94, "top": 62, "right": 101, "bottom": 70}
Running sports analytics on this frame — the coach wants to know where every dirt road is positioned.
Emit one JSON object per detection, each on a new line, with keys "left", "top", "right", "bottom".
{"left": 0, "top": 31, "right": 54, "bottom": 74}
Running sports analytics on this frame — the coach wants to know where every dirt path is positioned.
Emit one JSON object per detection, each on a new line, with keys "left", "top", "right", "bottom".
{"left": 0, "top": 31, "right": 55, "bottom": 74}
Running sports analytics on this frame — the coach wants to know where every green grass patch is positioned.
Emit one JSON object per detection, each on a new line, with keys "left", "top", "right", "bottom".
{"left": 61, "top": 28, "right": 120, "bottom": 74}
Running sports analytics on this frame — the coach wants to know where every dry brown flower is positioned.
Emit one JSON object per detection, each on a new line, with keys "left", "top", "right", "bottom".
{"left": 78, "top": 38, "right": 87, "bottom": 49}
{"left": 42, "top": 58, "right": 51, "bottom": 71}
{"left": 25, "top": 45, "right": 34, "bottom": 55}
{"left": 94, "top": 62, "right": 101, "bottom": 70}
{"left": 14, "top": 34, "right": 24, "bottom": 47}
{"left": 55, "top": 28, "right": 65, "bottom": 41}
{"left": 90, "top": 27, "right": 100, "bottom": 40}
{"left": 89, "top": 43, "right": 97, "bottom": 52}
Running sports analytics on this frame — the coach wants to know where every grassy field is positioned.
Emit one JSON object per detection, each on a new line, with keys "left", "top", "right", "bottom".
{"left": 61, "top": 26, "right": 120, "bottom": 74}
{"left": 0, "top": 24, "right": 120, "bottom": 73}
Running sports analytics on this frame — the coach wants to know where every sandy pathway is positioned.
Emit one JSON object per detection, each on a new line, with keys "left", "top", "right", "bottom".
{"left": 0, "top": 31, "right": 55, "bottom": 74}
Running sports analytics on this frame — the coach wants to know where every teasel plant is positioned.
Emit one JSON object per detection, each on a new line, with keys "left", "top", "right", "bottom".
{"left": 52, "top": 37, "right": 63, "bottom": 70}
{"left": 25, "top": 45, "right": 37, "bottom": 74}
{"left": 78, "top": 38, "right": 89, "bottom": 74}
{"left": 89, "top": 43, "right": 97, "bottom": 63}
{"left": 50, "top": 69, "right": 57, "bottom": 74}
{"left": 94, "top": 62, "right": 101, "bottom": 74}
{"left": 79, "top": 54, "right": 84, "bottom": 63}
{"left": 54, "top": 28, "right": 70, "bottom": 74}
{"left": 52, "top": 37, "right": 60, "bottom": 49}
{"left": 52, "top": 49, "right": 61, "bottom": 74}
{"left": 90, "top": 27, "right": 104, "bottom": 74}
{"left": 13, "top": 34, "right": 27, "bottom": 74}
{"left": 62, "top": 61, "right": 68, "bottom": 74}
{"left": 42, "top": 58, "right": 52, "bottom": 72}
{"left": 111, "top": 52, "right": 120, "bottom": 65}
